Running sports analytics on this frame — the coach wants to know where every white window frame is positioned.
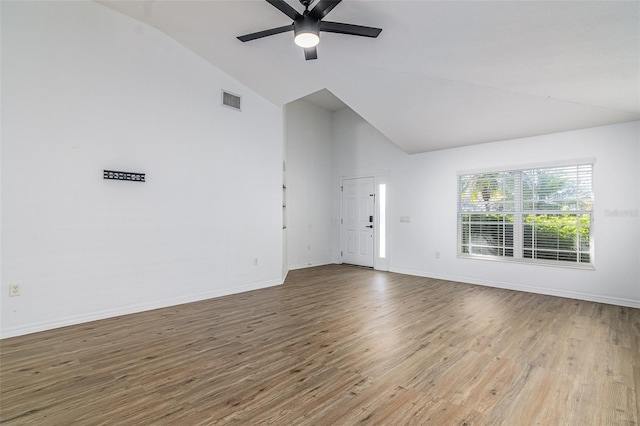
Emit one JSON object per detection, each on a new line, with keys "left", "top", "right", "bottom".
{"left": 457, "top": 160, "right": 595, "bottom": 269}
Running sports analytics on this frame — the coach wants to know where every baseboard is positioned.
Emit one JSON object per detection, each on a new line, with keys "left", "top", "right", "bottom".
{"left": 1, "top": 278, "right": 282, "bottom": 339}
{"left": 389, "top": 267, "right": 640, "bottom": 309}
{"left": 288, "top": 259, "right": 335, "bottom": 271}
{"left": 6, "top": 268, "right": 636, "bottom": 339}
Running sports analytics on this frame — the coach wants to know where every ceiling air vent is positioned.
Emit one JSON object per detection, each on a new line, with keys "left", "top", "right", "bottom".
{"left": 222, "top": 90, "right": 241, "bottom": 111}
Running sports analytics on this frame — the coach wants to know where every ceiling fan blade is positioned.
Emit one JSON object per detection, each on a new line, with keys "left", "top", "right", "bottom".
{"left": 237, "top": 24, "right": 294, "bottom": 42}
{"left": 266, "top": 0, "right": 301, "bottom": 20}
{"left": 320, "top": 21, "right": 382, "bottom": 38}
{"left": 304, "top": 46, "right": 318, "bottom": 60}
{"left": 309, "top": 0, "right": 342, "bottom": 20}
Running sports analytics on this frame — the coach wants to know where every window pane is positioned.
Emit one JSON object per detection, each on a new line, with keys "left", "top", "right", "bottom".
{"left": 458, "top": 163, "right": 593, "bottom": 266}
{"left": 522, "top": 213, "right": 591, "bottom": 263}
{"left": 459, "top": 172, "right": 515, "bottom": 213}
{"left": 379, "top": 184, "right": 386, "bottom": 258}
{"left": 522, "top": 165, "right": 593, "bottom": 212}
{"left": 459, "top": 214, "right": 514, "bottom": 258}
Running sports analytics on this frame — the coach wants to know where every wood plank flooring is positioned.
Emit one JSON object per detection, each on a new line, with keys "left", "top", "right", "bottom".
{"left": 1, "top": 265, "right": 639, "bottom": 425}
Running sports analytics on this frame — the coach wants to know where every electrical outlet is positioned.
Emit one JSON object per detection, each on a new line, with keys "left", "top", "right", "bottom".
{"left": 435, "top": 251, "right": 441, "bottom": 259}
{"left": 253, "top": 258, "right": 258, "bottom": 266}
{"left": 9, "top": 284, "right": 20, "bottom": 297}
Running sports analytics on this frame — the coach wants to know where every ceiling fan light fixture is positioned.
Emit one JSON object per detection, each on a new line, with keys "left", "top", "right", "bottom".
{"left": 294, "top": 18, "right": 320, "bottom": 48}
{"left": 294, "top": 31, "right": 319, "bottom": 48}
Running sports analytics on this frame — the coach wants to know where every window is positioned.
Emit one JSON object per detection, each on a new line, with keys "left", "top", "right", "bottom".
{"left": 379, "top": 183, "right": 386, "bottom": 258}
{"left": 458, "top": 162, "right": 593, "bottom": 266}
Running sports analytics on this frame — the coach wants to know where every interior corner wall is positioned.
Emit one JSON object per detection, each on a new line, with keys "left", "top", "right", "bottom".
{"left": 285, "top": 100, "right": 335, "bottom": 269}
{"left": 1, "top": 1, "right": 284, "bottom": 338}
{"left": 331, "top": 108, "right": 411, "bottom": 262}
{"left": 332, "top": 107, "right": 640, "bottom": 308}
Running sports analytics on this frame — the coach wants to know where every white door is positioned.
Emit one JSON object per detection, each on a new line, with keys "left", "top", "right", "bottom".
{"left": 341, "top": 177, "right": 375, "bottom": 267}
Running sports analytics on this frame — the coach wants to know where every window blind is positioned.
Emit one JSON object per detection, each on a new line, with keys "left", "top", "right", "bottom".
{"left": 521, "top": 164, "right": 593, "bottom": 263}
{"left": 459, "top": 172, "right": 515, "bottom": 258}
{"left": 458, "top": 163, "right": 593, "bottom": 266}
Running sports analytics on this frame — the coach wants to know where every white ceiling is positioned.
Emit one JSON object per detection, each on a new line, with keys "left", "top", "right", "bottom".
{"left": 98, "top": 0, "right": 640, "bottom": 154}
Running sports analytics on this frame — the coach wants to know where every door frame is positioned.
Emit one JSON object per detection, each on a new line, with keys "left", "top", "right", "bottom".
{"left": 339, "top": 174, "right": 389, "bottom": 271}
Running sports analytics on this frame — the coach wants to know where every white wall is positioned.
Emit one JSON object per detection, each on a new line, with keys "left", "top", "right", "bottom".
{"left": 285, "top": 100, "right": 335, "bottom": 269}
{"left": 332, "top": 107, "right": 640, "bottom": 307}
{"left": 399, "top": 122, "right": 639, "bottom": 306}
{"left": 331, "top": 108, "right": 408, "bottom": 267}
{"left": 1, "top": 1, "right": 284, "bottom": 338}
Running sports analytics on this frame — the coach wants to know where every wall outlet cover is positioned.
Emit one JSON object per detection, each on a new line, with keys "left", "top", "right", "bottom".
{"left": 9, "top": 284, "right": 20, "bottom": 297}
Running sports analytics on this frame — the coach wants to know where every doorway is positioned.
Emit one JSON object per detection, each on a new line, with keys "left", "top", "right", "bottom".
{"left": 341, "top": 177, "right": 375, "bottom": 267}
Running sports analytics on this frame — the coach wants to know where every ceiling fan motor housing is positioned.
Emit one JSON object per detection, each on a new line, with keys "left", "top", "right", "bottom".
{"left": 294, "top": 16, "right": 320, "bottom": 39}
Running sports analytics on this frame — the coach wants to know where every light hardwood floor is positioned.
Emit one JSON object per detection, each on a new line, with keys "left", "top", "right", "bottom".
{"left": 1, "top": 265, "right": 639, "bottom": 425}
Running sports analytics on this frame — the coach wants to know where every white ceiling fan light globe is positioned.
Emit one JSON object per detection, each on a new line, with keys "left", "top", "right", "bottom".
{"left": 294, "top": 32, "right": 320, "bottom": 48}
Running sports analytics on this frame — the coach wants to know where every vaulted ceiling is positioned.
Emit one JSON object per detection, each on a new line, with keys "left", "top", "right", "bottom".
{"left": 99, "top": 0, "right": 639, "bottom": 154}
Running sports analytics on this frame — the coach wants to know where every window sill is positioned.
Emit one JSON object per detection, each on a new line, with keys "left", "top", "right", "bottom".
{"left": 457, "top": 254, "right": 595, "bottom": 271}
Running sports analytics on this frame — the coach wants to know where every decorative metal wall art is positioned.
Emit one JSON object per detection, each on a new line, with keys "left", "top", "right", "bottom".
{"left": 103, "top": 170, "right": 145, "bottom": 182}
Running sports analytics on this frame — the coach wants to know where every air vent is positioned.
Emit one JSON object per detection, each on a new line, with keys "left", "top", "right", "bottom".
{"left": 222, "top": 90, "right": 241, "bottom": 111}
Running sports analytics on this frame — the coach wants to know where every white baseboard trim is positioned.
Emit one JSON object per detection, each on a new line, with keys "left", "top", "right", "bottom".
{"left": 6, "top": 267, "right": 636, "bottom": 339}
{"left": 389, "top": 267, "right": 640, "bottom": 309}
{"left": 1, "top": 278, "right": 283, "bottom": 340}
{"left": 288, "top": 259, "right": 335, "bottom": 271}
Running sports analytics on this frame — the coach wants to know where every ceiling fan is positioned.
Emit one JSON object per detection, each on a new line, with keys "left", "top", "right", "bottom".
{"left": 237, "top": 0, "right": 382, "bottom": 60}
